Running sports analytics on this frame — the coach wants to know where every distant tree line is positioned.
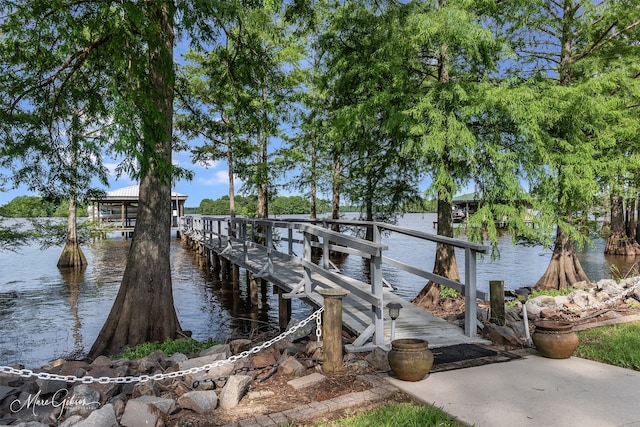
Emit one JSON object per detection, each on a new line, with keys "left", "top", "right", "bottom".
{"left": 0, "top": 196, "right": 88, "bottom": 218}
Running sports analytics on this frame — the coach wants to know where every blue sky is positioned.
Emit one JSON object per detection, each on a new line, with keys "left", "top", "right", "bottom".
{"left": 0, "top": 148, "right": 239, "bottom": 208}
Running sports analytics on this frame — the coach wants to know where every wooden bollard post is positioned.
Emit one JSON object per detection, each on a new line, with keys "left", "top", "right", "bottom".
{"left": 319, "top": 288, "right": 349, "bottom": 372}
{"left": 490, "top": 280, "right": 505, "bottom": 326}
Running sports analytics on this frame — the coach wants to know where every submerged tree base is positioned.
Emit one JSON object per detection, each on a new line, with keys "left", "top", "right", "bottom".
{"left": 604, "top": 232, "right": 640, "bottom": 256}
{"left": 57, "top": 243, "right": 87, "bottom": 268}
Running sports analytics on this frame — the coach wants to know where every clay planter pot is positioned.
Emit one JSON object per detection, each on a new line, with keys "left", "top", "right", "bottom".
{"left": 388, "top": 338, "right": 434, "bottom": 381}
{"left": 532, "top": 320, "right": 579, "bottom": 359}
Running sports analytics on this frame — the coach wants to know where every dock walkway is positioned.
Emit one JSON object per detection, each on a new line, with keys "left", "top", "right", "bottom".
{"left": 182, "top": 216, "right": 491, "bottom": 350}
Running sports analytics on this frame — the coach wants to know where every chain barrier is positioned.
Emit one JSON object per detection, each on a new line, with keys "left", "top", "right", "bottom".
{"left": 511, "top": 279, "right": 640, "bottom": 313}
{"left": 0, "top": 307, "right": 324, "bottom": 385}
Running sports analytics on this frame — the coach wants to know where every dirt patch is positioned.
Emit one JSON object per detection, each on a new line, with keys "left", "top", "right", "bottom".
{"left": 168, "top": 366, "right": 412, "bottom": 426}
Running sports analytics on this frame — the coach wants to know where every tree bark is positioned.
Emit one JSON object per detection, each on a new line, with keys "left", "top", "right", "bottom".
{"left": 535, "top": 226, "right": 590, "bottom": 290}
{"left": 57, "top": 194, "right": 87, "bottom": 268}
{"left": 89, "top": 1, "right": 182, "bottom": 358}
{"left": 605, "top": 191, "right": 640, "bottom": 255}
{"left": 413, "top": 192, "right": 461, "bottom": 309}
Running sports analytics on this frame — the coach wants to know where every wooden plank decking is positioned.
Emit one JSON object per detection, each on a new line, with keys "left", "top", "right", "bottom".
{"left": 207, "top": 238, "right": 490, "bottom": 350}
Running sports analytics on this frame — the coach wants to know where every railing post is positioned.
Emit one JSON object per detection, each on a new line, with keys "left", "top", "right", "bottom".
{"left": 319, "top": 288, "right": 349, "bottom": 372}
{"left": 370, "top": 225, "right": 384, "bottom": 345}
{"left": 303, "top": 231, "right": 312, "bottom": 294}
{"left": 464, "top": 247, "right": 478, "bottom": 337}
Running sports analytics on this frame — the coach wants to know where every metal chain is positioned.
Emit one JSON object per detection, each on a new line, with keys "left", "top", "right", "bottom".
{"left": 0, "top": 307, "right": 324, "bottom": 385}
{"left": 527, "top": 280, "right": 640, "bottom": 313}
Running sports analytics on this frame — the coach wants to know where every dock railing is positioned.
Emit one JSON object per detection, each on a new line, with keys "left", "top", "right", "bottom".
{"left": 180, "top": 215, "right": 489, "bottom": 345}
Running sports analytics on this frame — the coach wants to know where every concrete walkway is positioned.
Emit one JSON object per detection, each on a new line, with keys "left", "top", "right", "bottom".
{"left": 388, "top": 350, "right": 640, "bottom": 427}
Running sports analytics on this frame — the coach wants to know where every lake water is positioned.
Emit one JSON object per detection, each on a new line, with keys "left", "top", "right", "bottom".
{"left": 0, "top": 213, "right": 635, "bottom": 368}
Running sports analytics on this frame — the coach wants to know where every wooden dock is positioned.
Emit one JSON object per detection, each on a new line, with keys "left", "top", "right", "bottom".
{"left": 182, "top": 216, "right": 491, "bottom": 350}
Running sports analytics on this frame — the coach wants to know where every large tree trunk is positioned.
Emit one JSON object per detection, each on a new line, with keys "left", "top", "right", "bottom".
{"left": 413, "top": 193, "right": 461, "bottom": 309}
{"left": 535, "top": 226, "right": 590, "bottom": 290}
{"left": 57, "top": 194, "right": 87, "bottom": 268}
{"left": 605, "top": 192, "right": 640, "bottom": 255}
{"left": 412, "top": 29, "right": 460, "bottom": 310}
{"left": 331, "top": 151, "right": 341, "bottom": 232}
{"left": 89, "top": 2, "right": 182, "bottom": 358}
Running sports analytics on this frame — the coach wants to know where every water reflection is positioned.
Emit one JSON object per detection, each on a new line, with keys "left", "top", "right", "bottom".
{"left": 59, "top": 267, "right": 86, "bottom": 359}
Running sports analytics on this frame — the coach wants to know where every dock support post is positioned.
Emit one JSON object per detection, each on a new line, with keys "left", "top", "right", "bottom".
{"left": 319, "top": 288, "right": 349, "bottom": 372}
{"left": 232, "top": 264, "right": 240, "bottom": 286}
{"left": 490, "top": 280, "right": 505, "bottom": 326}
{"left": 277, "top": 288, "right": 291, "bottom": 330}
{"left": 248, "top": 272, "right": 259, "bottom": 307}
{"left": 211, "top": 253, "right": 221, "bottom": 281}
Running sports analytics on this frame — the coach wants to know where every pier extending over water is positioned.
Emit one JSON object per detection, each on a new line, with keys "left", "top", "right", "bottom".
{"left": 180, "top": 216, "right": 491, "bottom": 351}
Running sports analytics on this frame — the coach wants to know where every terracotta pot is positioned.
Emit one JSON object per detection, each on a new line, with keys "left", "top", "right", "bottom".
{"left": 387, "top": 338, "right": 433, "bottom": 381}
{"left": 532, "top": 320, "right": 579, "bottom": 359}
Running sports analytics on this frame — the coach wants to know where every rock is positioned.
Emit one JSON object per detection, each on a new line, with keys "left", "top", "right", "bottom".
{"left": 136, "top": 350, "right": 166, "bottom": 373}
{"left": 165, "top": 353, "right": 188, "bottom": 366}
{"left": 251, "top": 350, "right": 277, "bottom": 368}
{"left": 120, "top": 395, "right": 176, "bottom": 427}
{"left": 91, "top": 356, "right": 113, "bottom": 368}
{"left": 199, "top": 344, "right": 230, "bottom": 359}
{"left": 178, "top": 353, "right": 228, "bottom": 371}
{"left": 365, "top": 347, "right": 390, "bottom": 372}
{"left": 84, "top": 365, "right": 125, "bottom": 401}
{"left": 284, "top": 318, "right": 315, "bottom": 342}
{"left": 539, "top": 308, "right": 562, "bottom": 319}
{"left": 286, "top": 373, "right": 325, "bottom": 391}
{"left": 59, "top": 414, "right": 84, "bottom": 427}
{"left": 71, "top": 403, "right": 118, "bottom": 427}
{"left": 229, "top": 339, "right": 252, "bottom": 355}
{"left": 573, "top": 280, "right": 590, "bottom": 290}
{"left": 277, "top": 356, "right": 305, "bottom": 376}
{"left": 64, "top": 384, "right": 101, "bottom": 417}
{"left": 131, "top": 379, "right": 159, "bottom": 398}
{"left": 570, "top": 290, "right": 591, "bottom": 307}
{"left": 0, "top": 385, "right": 20, "bottom": 401}
{"left": 35, "top": 378, "right": 67, "bottom": 396}
{"left": 218, "top": 375, "right": 252, "bottom": 409}
{"left": 10, "top": 422, "right": 49, "bottom": 427}
{"left": 205, "top": 361, "right": 235, "bottom": 382}
{"left": 177, "top": 391, "right": 218, "bottom": 414}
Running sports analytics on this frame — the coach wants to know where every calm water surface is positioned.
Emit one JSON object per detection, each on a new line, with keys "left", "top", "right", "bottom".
{"left": 0, "top": 213, "right": 635, "bottom": 367}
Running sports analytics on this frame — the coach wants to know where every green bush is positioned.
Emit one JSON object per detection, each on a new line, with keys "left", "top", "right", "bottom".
{"left": 116, "top": 337, "right": 219, "bottom": 360}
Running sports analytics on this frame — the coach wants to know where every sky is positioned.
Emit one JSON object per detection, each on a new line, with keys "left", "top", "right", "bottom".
{"left": 0, "top": 149, "right": 241, "bottom": 209}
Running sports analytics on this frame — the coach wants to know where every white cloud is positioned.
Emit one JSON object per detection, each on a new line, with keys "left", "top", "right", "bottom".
{"left": 198, "top": 170, "right": 230, "bottom": 186}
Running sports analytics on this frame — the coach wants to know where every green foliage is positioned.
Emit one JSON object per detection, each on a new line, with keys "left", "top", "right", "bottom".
{"left": 197, "top": 195, "right": 330, "bottom": 216}
{"left": 116, "top": 337, "right": 219, "bottom": 360}
{"left": 308, "top": 402, "right": 464, "bottom": 427}
{"left": 576, "top": 322, "right": 640, "bottom": 371}
{"left": 0, "top": 196, "right": 56, "bottom": 218}
{"left": 527, "top": 288, "right": 576, "bottom": 299}
{"left": 0, "top": 196, "right": 88, "bottom": 218}
{"left": 440, "top": 286, "right": 459, "bottom": 299}
{"left": 0, "top": 220, "right": 32, "bottom": 252}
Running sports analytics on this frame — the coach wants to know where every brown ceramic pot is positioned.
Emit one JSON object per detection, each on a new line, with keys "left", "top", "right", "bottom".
{"left": 532, "top": 320, "right": 579, "bottom": 359}
{"left": 387, "top": 338, "right": 433, "bottom": 381}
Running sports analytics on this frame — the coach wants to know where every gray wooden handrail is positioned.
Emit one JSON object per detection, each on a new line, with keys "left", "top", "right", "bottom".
{"left": 180, "top": 214, "right": 489, "bottom": 339}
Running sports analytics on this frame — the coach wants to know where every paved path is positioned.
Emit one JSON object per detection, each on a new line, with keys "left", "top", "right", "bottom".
{"left": 388, "top": 350, "right": 640, "bottom": 427}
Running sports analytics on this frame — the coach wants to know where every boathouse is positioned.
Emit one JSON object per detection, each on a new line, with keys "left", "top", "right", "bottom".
{"left": 88, "top": 185, "right": 188, "bottom": 231}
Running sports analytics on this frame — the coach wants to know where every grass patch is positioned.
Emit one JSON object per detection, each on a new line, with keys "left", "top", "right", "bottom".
{"left": 116, "top": 337, "right": 219, "bottom": 360}
{"left": 576, "top": 321, "right": 640, "bottom": 371}
{"left": 307, "top": 402, "right": 465, "bottom": 427}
